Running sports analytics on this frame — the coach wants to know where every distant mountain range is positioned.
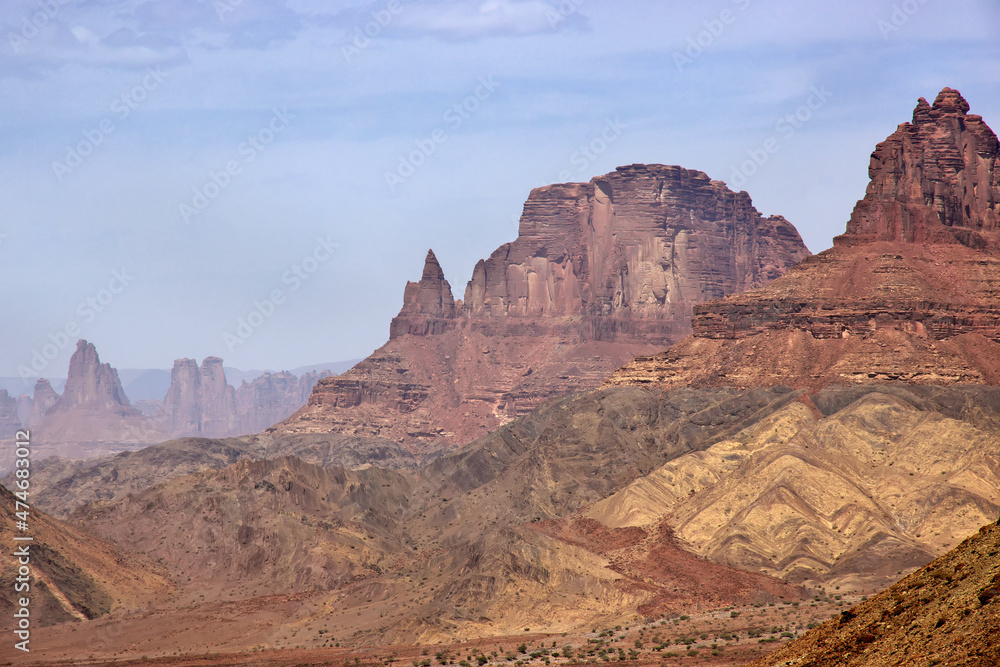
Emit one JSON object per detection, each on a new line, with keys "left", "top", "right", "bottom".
{"left": 0, "top": 348, "right": 363, "bottom": 471}
{"left": 0, "top": 360, "right": 359, "bottom": 399}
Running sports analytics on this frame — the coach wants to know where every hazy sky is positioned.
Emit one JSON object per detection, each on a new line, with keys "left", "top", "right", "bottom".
{"left": 1, "top": 0, "right": 998, "bottom": 385}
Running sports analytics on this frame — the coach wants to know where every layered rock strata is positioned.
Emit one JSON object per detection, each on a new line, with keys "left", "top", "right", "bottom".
{"left": 273, "top": 165, "right": 810, "bottom": 451}
{"left": 609, "top": 88, "right": 1000, "bottom": 390}
{"left": 839, "top": 87, "right": 1000, "bottom": 249}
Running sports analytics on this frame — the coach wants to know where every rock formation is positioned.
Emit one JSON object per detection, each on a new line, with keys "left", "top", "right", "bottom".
{"left": 29, "top": 378, "right": 60, "bottom": 426}
{"left": 157, "top": 359, "right": 330, "bottom": 437}
{"left": 273, "top": 164, "right": 811, "bottom": 452}
{"left": 609, "top": 88, "right": 1000, "bottom": 390}
{"left": 56, "top": 340, "right": 135, "bottom": 414}
{"left": 587, "top": 386, "right": 1000, "bottom": 592}
{"left": 159, "top": 357, "right": 239, "bottom": 437}
{"left": 462, "top": 165, "right": 807, "bottom": 337}
{"left": 839, "top": 87, "right": 1000, "bottom": 249}
{"left": 234, "top": 370, "right": 330, "bottom": 434}
{"left": 15, "top": 394, "right": 31, "bottom": 427}
{"left": 0, "top": 390, "right": 21, "bottom": 439}
{"left": 388, "top": 249, "right": 457, "bottom": 338}
{"left": 27, "top": 341, "right": 161, "bottom": 462}
{"left": 5, "top": 345, "right": 333, "bottom": 472}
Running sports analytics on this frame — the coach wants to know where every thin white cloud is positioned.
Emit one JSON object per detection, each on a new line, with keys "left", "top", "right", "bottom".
{"left": 1, "top": 19, "right": 187, "bottom": 72}
{"left": 332, "top": 0, "right": 588, "bottom": 41}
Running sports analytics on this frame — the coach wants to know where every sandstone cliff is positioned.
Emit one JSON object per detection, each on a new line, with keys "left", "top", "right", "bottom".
{"left": 839, "top": 87, "right": 1000, "bottom": 249}
{"left": 609, "top": 88, "right": 1000, "bottom": 390}
{"left": 26, "top": 341, "right": 162, "bottom": 463}
{"left": 29, "top": 378, "right": 60, "bottom": 426}
{"left": 159, "top": 356, "right": 240, "bottom": 437}
{"left": 56, "top": 340, "right": 134, "bottom": 414}
{"left": 234, "top": 369, "right": 330, "bottom": 434}
{"left": 462, "top": 165, "right": 807, "bottom": 337}
{"left": 273, "top": 165, "right": 810, "bottom": 451}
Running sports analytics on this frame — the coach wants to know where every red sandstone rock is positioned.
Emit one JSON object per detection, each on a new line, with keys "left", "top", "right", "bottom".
{"left": 15, "top": 394, "right": 31, "bottom": 428}
{"left": 607, "top": 88, "right": 1000, "bottom": 391}
{"left": 463, "top": 165, "right": 808, "bottom": 342}
{"left": 234, "top": 369, "right": 330, "bottom": 434}
{"left": 838, "top": 87, "right": 1000, "bottom": 249}
{"left": 25, "top": 341, "right": 162, "bottom": 465}
{"left": 55, "top": 340, "right": 136, "bottom": 415}
{"left": 388, "top": 249, "right": 458, "bottom": 338}
{"left": 272, "top": 165, "right": 811, "bottom": 452}
{"left": 159, "top": 357, "right": 239, "bottom": 437}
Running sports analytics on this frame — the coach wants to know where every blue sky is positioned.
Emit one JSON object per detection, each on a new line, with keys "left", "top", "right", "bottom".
{"left": 1, "top": 0, "right": 998, "bottom": 383}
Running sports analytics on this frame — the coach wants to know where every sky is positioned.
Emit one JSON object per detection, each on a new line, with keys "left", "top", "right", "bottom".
{"left": 1, "top": 0, "right": 998, "bottom": 386}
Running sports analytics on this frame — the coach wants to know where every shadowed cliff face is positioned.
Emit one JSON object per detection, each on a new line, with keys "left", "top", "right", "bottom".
{"left": 0, "top": 484, "right": 171, "bottom": 630}
{"left": 609, "top": 89, "right": 1000, "bottom": 392}
{"left": 274, "top": 165, "right": 810, "bottom": 453}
